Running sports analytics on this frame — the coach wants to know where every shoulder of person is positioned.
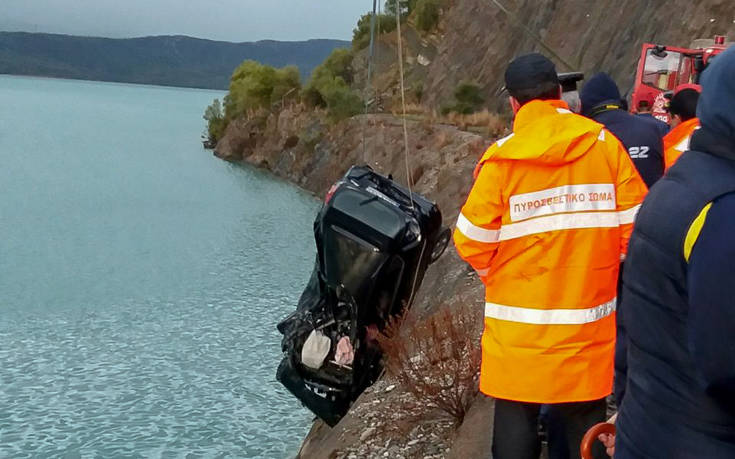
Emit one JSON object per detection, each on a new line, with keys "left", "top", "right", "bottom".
{"left": 686, "top": 192, "right": 735, "bottom": 263}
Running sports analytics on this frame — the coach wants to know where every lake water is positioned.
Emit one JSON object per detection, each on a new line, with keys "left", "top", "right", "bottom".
{"left": 0, "top": 76, "right": 319, "bottom": 458}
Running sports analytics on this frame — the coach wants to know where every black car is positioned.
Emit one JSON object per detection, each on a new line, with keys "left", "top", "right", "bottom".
{"left": 276, "top": 166, "right": 449, "bottom": 426}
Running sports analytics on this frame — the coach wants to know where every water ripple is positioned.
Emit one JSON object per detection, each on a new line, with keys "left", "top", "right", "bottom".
{"left": 0, "top": 76, "right": 320, "bottom": 458}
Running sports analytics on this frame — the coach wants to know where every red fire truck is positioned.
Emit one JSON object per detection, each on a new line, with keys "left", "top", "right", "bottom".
{"left": 631, "top": 35, "right": 732, "bottom": 122}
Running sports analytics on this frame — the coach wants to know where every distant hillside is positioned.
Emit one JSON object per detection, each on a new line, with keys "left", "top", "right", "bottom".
{"left": 0, "top": 32, "right": 349, "bottom": 89}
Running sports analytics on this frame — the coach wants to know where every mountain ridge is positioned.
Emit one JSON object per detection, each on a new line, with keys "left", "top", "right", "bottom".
{"left": 0, "top": 31, "right": 349, "bottom": 89}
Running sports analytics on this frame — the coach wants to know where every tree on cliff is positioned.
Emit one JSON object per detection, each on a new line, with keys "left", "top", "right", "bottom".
{"left": 203, "top": 98, "right": 226, "bottom": 143}
{"left": 224, "top": 60, "right": 301, "bottom": 121}
{"left": 203, "top": 60, "right": 302, "bottom": 143}
{"left": 352, "top": 12, "right": 397, "bottom": 50}
{"left": 385, "top": 0, "right": 417, "bottom": 16}
{"left": 302, "top": 49, "right": 363, "bottom": 122}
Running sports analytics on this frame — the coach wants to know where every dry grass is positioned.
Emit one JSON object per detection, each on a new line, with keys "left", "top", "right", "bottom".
{"left": 378, "top": 303, "right": 482, "bottom": 425}
{"left": 443, "top": 109, "right": 508, "bottom": 137}
{"left": 391, "top": 103, "right": 508, "bottom": 138}
{"left": 401, "top": 102, "right": 431, "bottom": 116}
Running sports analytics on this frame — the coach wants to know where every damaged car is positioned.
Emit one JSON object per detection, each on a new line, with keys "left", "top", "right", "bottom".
{"left": 276, "top": 165, "right": 450, "bottom": 426}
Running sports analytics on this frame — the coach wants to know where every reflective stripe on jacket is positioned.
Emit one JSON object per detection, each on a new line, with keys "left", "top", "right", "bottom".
{"left": 454, "top": 99, "right": 647, "bottom": 403}
{"left": 663, "top": 117, "right": 699, "bottom": 170}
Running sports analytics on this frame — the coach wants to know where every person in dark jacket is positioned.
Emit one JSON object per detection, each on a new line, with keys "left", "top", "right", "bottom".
{"left": 580, "top": 73, "right": 664, "bottom": 188}
{"left": 634, "top": 94, "right": 670, "bottom": 137}
{"left": 602, "top": 45, "right": 735, "bottom": 458}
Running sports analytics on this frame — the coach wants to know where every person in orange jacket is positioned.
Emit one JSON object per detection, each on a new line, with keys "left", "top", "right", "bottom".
{"left": 663, "top": 84, "right": 701, "bottom": 170}
{"left": 453, "top": 53, "right": 647, "bottom": 459}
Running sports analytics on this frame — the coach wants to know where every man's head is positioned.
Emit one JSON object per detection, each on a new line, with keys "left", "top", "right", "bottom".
{"left": 579, "top": 73, "right": 623, "bottom": 118}
{"left": 636, "top": 94, "right": 655, "bottom": 114}
{"left": 668, "top": 84, "right": 701, "bottom": 127}
{"left": 558, "top": 72, "right": 585, "bottom": 113}
{"left": 504, "top": 53, "right": 561, "bottom": 113}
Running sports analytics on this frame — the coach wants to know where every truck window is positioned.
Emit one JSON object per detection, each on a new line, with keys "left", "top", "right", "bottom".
{"left": 642, "top": 49, "right": 682, "bottom": 91}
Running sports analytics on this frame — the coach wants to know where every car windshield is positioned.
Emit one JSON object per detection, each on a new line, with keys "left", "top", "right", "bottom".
{"left": 322, "top": 226, "right": 388, "bottom": 297}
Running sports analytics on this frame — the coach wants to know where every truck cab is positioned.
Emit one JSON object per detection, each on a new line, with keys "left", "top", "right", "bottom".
{"left": 631, "top": 35, "right": 731, "bottom": 122}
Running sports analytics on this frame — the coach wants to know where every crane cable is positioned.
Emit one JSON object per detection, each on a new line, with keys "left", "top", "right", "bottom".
{"left": 394, "top": 3, "right": 415, "bottom": 210}
{"left": 362, "top": 0, "right": 379, "bottom": 165}
{"left": 393, "top": 1, "right": 425, "bottom": 310}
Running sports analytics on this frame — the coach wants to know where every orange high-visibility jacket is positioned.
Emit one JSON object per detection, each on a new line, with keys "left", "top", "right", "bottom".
{"left": 663, "top": 117, "right": 700, "bottom": 170}
{"left": 454, "top": 100, "right": 647, "bottom": 403}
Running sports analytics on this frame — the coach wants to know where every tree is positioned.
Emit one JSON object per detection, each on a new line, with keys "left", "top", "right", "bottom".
{"left": 302, "top": 48, "right": 363, "bottom": 122}
{"left": 414, "top": 0, "right": 442, "bottom": 32}
{"left": 322, "top": 83, "right": 363, "bottom": 122}
{"left": 224, "top": 60, "right": 301, "bottom": 121}
{"left": 447, "top": 82, "right": 486, "bottom": 114}
{"left": 203, "top": 98, "right": 226, "bottom": 143}
{"left": 271, "top": 65, "right": 301, "bottom": 106}
{"left": 202, "top": 61, "right": 301, "bottom": 142}
{"left": 352, "top": 12, "right": 397, "bottom": 50}
{"left": 384, "top": 0, "right": 416, "bottom": 16}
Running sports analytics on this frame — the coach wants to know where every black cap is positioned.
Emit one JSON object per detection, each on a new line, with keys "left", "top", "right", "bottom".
{"left": 504, "top": 53, "right": 559, "bottom": 94}
{"left": 558, "top": 72, "right": 584, "bottom": 92}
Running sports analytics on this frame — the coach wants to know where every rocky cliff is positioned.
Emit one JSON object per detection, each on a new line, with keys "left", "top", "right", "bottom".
{"left": 215, "top": 106, "right": 494, "bottom": 457}
{"left": 355, "top": 0, "right": 735, "bottom": 111}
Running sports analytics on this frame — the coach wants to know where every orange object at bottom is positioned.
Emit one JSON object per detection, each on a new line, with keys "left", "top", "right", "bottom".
{"left": 581, "top": 423, "right": 616, "bottom": 459}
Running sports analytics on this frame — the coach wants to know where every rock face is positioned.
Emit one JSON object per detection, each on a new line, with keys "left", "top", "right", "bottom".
{"left": 355, "top": 0, "right": 735, "bottom": 111}
{"left": 422, "top": 0, "right": 735, "bottom": 110}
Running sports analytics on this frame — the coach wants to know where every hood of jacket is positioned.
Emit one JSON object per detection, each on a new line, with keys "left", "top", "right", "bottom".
{"left": 478, "top": 99, "right": 605, "bottom": 170}
{"left": 693, "top": 46, "right": 735, "bottom": 155}
{"left": 580, "top": 72, "right": 623, "bottom": 116}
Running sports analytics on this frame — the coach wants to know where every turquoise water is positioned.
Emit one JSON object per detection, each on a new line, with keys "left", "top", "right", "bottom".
{"left": 0, "top": 76, "right": 318, "bottom": 458}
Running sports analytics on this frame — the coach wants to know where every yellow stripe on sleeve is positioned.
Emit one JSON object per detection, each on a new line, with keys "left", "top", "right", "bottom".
{"left": 684, "top": 203, "right": 713, "bottom": 263}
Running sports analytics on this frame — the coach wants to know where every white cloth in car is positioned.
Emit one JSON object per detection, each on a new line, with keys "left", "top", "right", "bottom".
{"left": 301, "top": 330, "right": 331, "bottom": 369}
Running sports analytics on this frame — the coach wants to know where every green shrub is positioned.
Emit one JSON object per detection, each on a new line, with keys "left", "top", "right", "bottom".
{"left": 320, "top": 48, "right": 355, "bottom": 85}
{"left": 412, "top": 82, "right": 424, "bottom": 102}
{"left": 352, "top": 13, "right": 397, "bottom": 50}
{"left": 323, "top": 84, "right": 363, "bottom": 122}
{"left": 302, "top": 48, "right": 354, "bottom": 107}
{"left": 385, "top": 0, "right": 417, "bottom": 16}
{"left": 414, "top": 0, "right": 442, "bottom": 32}
{"left": 203, "top": 98, "right": 226, "bottom": 142}
{"left": 302, "top": 49, "right": 363, "bottom": 122}
{"left": 202, "top": 61, "right": 300, "bottom": 143}
{"left": 223, "top": 61, "right": 301, "bottom": 121}
{"left": 446, "top": 82, "right": 485, "bottom": 114}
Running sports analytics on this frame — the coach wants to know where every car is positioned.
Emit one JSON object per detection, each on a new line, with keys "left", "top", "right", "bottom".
{"left": 276, "top": 165, "right": 450, "bottom": 426}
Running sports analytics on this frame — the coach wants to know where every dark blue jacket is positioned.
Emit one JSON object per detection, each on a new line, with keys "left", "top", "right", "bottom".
{"left": 580, "top": 73, "right": 665, "bottom": 188}
{"left": 636, "top": 113, "right": 670, "bottom": 137}
{"left": 592, "top": 109, "right": 664, "bottom": 188}
{"left": 616, "top": 47, "right": 735, "bottom": 459}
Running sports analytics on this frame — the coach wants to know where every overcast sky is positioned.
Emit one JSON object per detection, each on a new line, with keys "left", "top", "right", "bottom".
{"left": 1, "top": 0, "right": 371, "bottom": 42}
